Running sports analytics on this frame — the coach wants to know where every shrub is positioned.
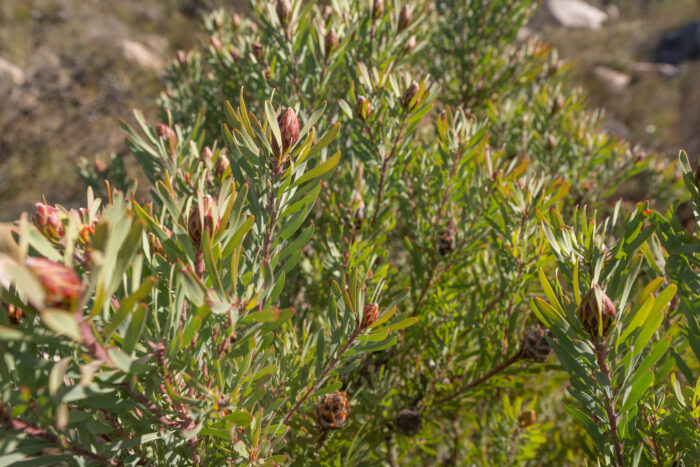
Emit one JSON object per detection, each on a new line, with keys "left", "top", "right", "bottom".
{"left": 1, "top": 1, "right": 698, "bottom": 465}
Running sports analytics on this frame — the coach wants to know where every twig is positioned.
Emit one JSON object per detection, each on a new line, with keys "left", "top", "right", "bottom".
{"left": 432, "top": 353, "right": 521, "bottom": 407}
{"left": 0, "top": 406, "right": 118, "bottom": 465}
{"left": 595, "top": 343, "right": 625, "bottom": 467}
{"left": 282, "top": 329, "right": 361, "bottom": 425}
{"left": 369, "top": 116, "right": 409, "bottom": 227}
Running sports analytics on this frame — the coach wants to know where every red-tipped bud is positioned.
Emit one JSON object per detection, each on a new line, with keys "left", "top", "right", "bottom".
{"left": 355, "top": 96, "right": 372, "bottom": 120}
{"left": 176, "top": 49, "right": 187, "bottom": 67}
{"left": 6, "top": 304, "right": 24, "bottom": 325}
{"left": 201, "top": 147, "right": 213, "bottom": 163}
{"left": 325, "top": 28, "right": 338, "bottom": 55}
{"left": 33, "top": 203, "right": 64, "bottom": 242}
{"left": 398, "top": 5, "right": 412, "bottom": 33}
{"left": 272, "top": 107, "right": 300, "bottom": 157}
{"left": 361, "top": 303, "right": 379, "bottom": 329}
{"left": 372, "top": 0, "right": 384, "bottom": 18}
{"left": 315, "top": 391, "right": 349, "bottom": 430}
{"left": 25, "top": 257, "right": 81, "bottom": 310}
{"left": 156, "top": 124, "right": 177, "bottom": 147}
{"left": 94, "top": 159, "right": 108, "bottom": 174}
{"left": 404, "top": 36, "right": 416, "bottom": 53}
{"left": 188, "top": 195, "right": 218, "bottom": 247}
{"left": 149, "top": 233, "right": 164, "bottom": 256}
{"left": 401, "top": 82, "right": 420, "bottom": 110}
{"left": 276, "top": 0, "right": 292, "bottom": 27}
{"left": 232, "top": 13, "right": 242, "bottom": 29}
{"left": 518, "top": 410, "right": 536, "bottom": 427}
{"left": 578, "top": 285, "right": 616, "bottom": 337}
{"left": 215, "top": 154, "right": 230, "bottom": 178}
{"left": 210, "top": 35, "right": 223, "bottom": 51}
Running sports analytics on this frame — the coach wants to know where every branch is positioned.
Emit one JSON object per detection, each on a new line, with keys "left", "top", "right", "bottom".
{"left": 369, "top": 116, "right": 409, "bottom": 228}
{"left": 0, "top": 405, "right": 118, "bottom": 465}
{"left": 595, "top": 343, "right": 625, "bottom": 467}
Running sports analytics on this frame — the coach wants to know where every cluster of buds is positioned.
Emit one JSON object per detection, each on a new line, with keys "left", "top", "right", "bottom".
{"left": 5, "top": 304, "right": 24, "bottom": 324}
{"left": 361, "top": 303, "right": 379, "bottom": 329}
{"left": 355, "top": 96, "right": 372, "bottom": 121}
{"left": 402, "top": 82, "right": 420, "bottom": 110}
{"left": 438, "top": 220, "right": 457, "bottom": 256}
{"left": 520, "top": 327, "right": 553, "bottom": 362}
{"left": 25, "top": 257, "right": 81, "bottom": 310}
{"left": 156, "top": 123, "right": 177, "bottom": 148}
{"left": 324, "top": 27, "right": 338, "bottom": 56}
{"left": 397, "top": 5, "right": 412, "bottom": 33}
{"left": 578, "top": 285, "right": 616, "bottom": 338}
{"left": 395, "top": 408, "right": 422, "bottom": 436}
{"left": 188, "top": 195, "right": 219, "bottom": 248}
{"left": 272, "top": 107, "right": 300, "bottom": 161}
{"left": 518, "top": 410, "right": 536, "bottom": 428}
{"left": 33, "top": 203, "right": 64, "bottom": 243}
{"left": 315, "top": 391, "right": 350, "bottom": 430}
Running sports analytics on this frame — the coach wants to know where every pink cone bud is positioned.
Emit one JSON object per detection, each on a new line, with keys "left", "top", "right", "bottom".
{"left": 578, "top": 285, "right": 616, "bottom": 337}
{"left": 215, "top": 155, "right": 230, "bottom": 178}
{"left": 272, "top": 107, "right": 300, "bottom": 156}
{"left": 355, "top": 96, "right": 372, "bottom": 121}
{"left": 25, "top": 257, "right": 81, "bottom": 310}
{"left": 188, "top": 195, "right": 218, "bottom": 247}
{"left": 404, "top": 36, "right": 416, "bottom": 53}
{"left": 201, "top": 147, "right": 213, "bottom": 163}
{"left": 156, "top": 124, "right": 177, "bottom": 147}
{"left": 398, "top": 5, "right": 412, "bottom": 33}
{"left": 276, "top": 0, "right": 292, "bottom": 27}
{"left": 372, "top": 0, "right": 384, "bottom": 18}
{"left": 232, "top": 13, "right": 242, "bottom": 29}
{"left": 176, "top": 50, "right": 187, "bottom": 67}
{"left": 33, "top": 203, "right": 64, "bottom": 242}
{"left": 401, "top": 82, "right": 420, "bottom": 110}
{"left": 361, "top": 303, "right": 379, "bottom": 329}
{"left": 210, "top": 35, "right": 223, "bottom": 51}
{"left": 325, "top": 28, "right": 338, "bottom": 55}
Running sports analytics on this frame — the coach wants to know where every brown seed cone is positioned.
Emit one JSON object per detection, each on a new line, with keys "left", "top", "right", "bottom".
{"left": 315, "top": 391, "right": 349, "bottom": 430}
{"left": 33, "top": 203, "right": 64, "bottom": 242}
{"left": 395, "top": 408, "right": 422, "bottom": 436}
{"left": 188, "top": 195, "right": 217, "bottom": 247}
{"left": 25, "top": 257, "right": 81, "bottom": 310}
{"left": 578, "top": 285, "right": 616, "bottom": 337}
{"left": 402, "top": 82, "right": 420, "bottom": 110}
{"left": 272, "top": 107, "right": 300, "bottom": 157}
{"left": 438, "top": 226, "right": 456, "bottom": 256}
{"left": 398, "top": 5, "right": 412, "bottom": 33}
{"left": 518, "top": 410, "right": 536, "bottom": 428}
{"left": 361, "top": 303, "right": 379, "bottom": 329}
{"left": 520, "top": 327, "right": 553, "bottom": 362}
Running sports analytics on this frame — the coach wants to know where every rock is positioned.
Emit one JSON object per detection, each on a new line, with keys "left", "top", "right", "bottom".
{"left": 653, "top": 20, "right": 700, "bottom": 65}
{"left": 593, "top": 66, "right": 631, "bottom": 92}
{"left": 118, "top": 39, "right": 163, "bottom": 72}
{"left": 545, "top": 0, "right": 608, "bottom": 29}
{"left": 0, "top": 57, "right": 25, "bottom": 85}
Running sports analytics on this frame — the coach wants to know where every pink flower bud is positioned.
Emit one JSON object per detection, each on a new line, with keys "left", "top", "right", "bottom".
{"left": 201, "top": 147, "right": 213, "bottom": 163}
{"left": 25, "top": 257, "right": 81, "bottom": 309}
{"left": 401, "top": 82, "right": 420, "bottom": 110}
{"left": 404, "top": 36, "right": 416, "bottom": 53}
{"left": 188, "top": 195, "right": 218, "bottom": 247}
{"left": 215, "top": 155, "right": 230, "bottom": 178}
{"left": 33, "top": 203, "right": 64, "bottom": 242}
{"left": 355, "top": 96, "right": 372, "bottom": 121}
{"left": 578, "top": 285, "right": 616, "bottom": 337}
{"left": 361, "top": 303, "right": 379, "bottom": 329}
{"left": 272, "top": 107, "right": 300, "bottom": 156}
{"left": 398, "top": 5, "right": 412, "bottom": 33}
{"left": 156, "top": 124, "right": 177, "bottom": 147}
{"left": 232, "top": 13, "right": 242, "bottom": 29}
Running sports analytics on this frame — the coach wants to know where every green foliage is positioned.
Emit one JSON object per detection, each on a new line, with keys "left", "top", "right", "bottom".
{"left": 0, "top": 0, "right": 697, "bottom": 465}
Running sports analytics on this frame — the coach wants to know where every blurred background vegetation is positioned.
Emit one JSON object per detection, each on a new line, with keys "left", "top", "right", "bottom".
{"left": 0, "top": 0, "right": 699, "bottom": 220}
